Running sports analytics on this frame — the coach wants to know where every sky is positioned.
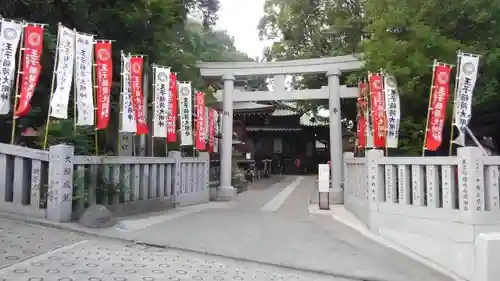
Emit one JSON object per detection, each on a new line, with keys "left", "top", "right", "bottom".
{"left": 215, "top": 0, "right": 271, "bottom": 60}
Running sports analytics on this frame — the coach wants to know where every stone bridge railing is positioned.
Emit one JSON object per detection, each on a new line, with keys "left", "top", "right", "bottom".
{"left": 343, "top": 147, "right": 500, "bottom": 281}
{"left": 0, "top": 143, "right": 209, "bottom": 223}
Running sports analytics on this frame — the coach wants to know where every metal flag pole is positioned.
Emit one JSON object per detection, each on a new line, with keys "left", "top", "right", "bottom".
{"left": 43, "top": 23, "right": 62, "bottom": 150}
{"left": 10, "top": 21, "right": 26, "bottom": 144}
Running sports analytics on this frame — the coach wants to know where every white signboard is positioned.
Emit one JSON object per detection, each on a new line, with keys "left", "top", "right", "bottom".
{"left": 318, "top": 164, "right": 330, "bottom": 192}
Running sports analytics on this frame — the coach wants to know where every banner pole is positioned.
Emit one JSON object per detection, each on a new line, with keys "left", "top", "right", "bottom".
{"left": 92, "top": 42, "right": 99, "bottom": 155}
{"left": 10, "top": 22, "right": 26, "bottom": 144}
{"left": 72, "top": 29, "right": 77, "bottom": 131}
{"left": 422, "top": 59, "right": 437, "bottom": 156}
{"left": 43, "top": 23, "right": 62, "bottom": 150}
{"left": 449, "top": 51, "right": 461, "bottom": 156}
{"left": 151, "top": 64, "right": 156, "bottom": 156}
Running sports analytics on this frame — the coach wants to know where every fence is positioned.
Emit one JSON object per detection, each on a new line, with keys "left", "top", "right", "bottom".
{"left": 343, "top": 147, "right": 500, "bottom": 280}
{"left": 0, "top": 143, "right": 210, "bottom": 223}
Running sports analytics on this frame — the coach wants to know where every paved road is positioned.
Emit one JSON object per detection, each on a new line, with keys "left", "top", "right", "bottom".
{"left": 0, "top": 218, "right": 350, "bottom": 280}
{"left": 0, "top": 175, "right": 452, "bottom": 281}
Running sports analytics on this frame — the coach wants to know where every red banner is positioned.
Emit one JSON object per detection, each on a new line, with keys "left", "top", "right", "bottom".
{"left": 357, "top": 81, "right": 367, "bottom": 148}
{"left": 167, "top": 72, "right": 178, "bottom": 142}
{"left": 424, "top": 64, "right": 452, "bottom": 151}
{"left": 95, "top": 42, "right": 113, "bottom": 129}
{"left": 129, "top": 56, "right": 148, "bottom": 135}
{"left": 195, "top": 91, "right": 206, "bottom": 150}
{"left": 208, "top": 108, "right": 215, "bottom": 153}
{"left": 369, "top": 73, "right": 386, "bottom": 148}
{"left": 14, "top": 25, "right": 44, "bottom": 118}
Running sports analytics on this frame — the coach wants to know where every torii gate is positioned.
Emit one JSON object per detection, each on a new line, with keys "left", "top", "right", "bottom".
{"left": 197, "top": 55, "right": 364, "bottom": 202}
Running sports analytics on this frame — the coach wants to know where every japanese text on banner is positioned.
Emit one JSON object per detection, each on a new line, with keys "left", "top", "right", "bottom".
{"left": 368, "top": 73, "right": 386, "bottom": 148}
{"left": 95, "top": 41, "right": 113, "bottom": 129}
{"left": 383, "top": 74, "right": 400, "bottom": 148}
{"left": 178, "top": 82, "right": 193, "bottom": 146}
{"left": 208, "top": 108, "right": 216, "bottom": 153}
{"left": 425, "top": 64, "right": 452, "bottom": 151}
{"left": 153, "top": 66, "right": 170, "bottom": 137}
{"left": 75, "top": 33, "right": 94, "bottom": 126}
{"left": 167, "top": 72, "right": 178, "bottom": 142}
{"left": 15, "top": 24, "right": 44, "bottom": 118}
{"left": 453, "top": 53, "right": 479, "bottom": 146}
{"left": 50, "top": 26, "right": 75, "bottom": 119}
{"left": 357, "top": 81, "right": 367, "bottom": 148}
{"left": 0, "top": 20, "right": 23, "bottom": 114}
{"left": 195, "top": 91, "right": 206, "bottom": 150}
{"left": 129, "top": 56, "right": 148, "bottom": 135}
{"left": 120, "top": 54, "right": 136, "bottom": 132}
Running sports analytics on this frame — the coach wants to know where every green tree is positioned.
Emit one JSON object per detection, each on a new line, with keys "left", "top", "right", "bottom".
{"left": 363, "top": 0, "right": 500, "bottom": 154}
{"left": 0, "top": 0, "right": 250, "bottom": 153}
{"left": 258, "top": 0, "right": 364, "bottom": 129}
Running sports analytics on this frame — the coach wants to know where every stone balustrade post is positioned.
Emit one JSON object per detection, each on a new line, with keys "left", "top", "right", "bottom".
{"left": 47, "top": 144, "right": 74, "bottom": 222}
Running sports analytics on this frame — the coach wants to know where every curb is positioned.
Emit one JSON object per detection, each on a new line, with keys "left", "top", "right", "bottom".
{"left": 0, "top": 212, "right": 389, "bottom": 281}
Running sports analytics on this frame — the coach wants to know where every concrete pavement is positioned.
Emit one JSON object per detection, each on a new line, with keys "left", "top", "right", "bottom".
{"left": 0, "top": 217, "right": 348, "bottom": 280}
{"left": 0, "top": 175, "right": 454, "bottom": 281}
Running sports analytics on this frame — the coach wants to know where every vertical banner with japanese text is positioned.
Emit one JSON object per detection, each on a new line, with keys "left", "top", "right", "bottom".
{"left": 75, "top": 33, "right": 94, "bottom": 126}
{"left": 356, "top": 81, "right": 367, "bottom": 149}
{"left": 0, "top": 20, "right": 24, "bottom": 114}
{"left": 120, "top": 53, "right": 136, "bottom": 132}
{"left": 424, "top": 63, "right": 452, "bottom": 151}
{"left": 213, "top": 110, "right": 219, "bottom": 153}
{"left": 15, "top": 24, "right": 44, "bottom": 118}
{"left": 368, "top": 73, "right": 386, "bottom": 148}
{"left": 50, "top": 26, "right": 75, "bottom": 119}
{"left": 153, "top": 66, "right": 170, "bottom": 137}
{"left": 195, "top": 91, "right": 206, "bottom": 150}
{"left": 178, "top": 82, "right": 193, "bottom": 146}
{"left": 208, "top": 108, "right": 215, "bottom": 153}
{"left": 383, "top": 74, "right": 400, "bottom": 148}
{"left": 167, "top": 72, "right": 178, "bottom": 142}
{"left": 453, "top": 53, "right": 480, "bottom": 146}
{"left": 95, "top": 41, "right": 112, "bottom": 129}
{"left": 129, "top": 56, "right": 148, "bottom": 135}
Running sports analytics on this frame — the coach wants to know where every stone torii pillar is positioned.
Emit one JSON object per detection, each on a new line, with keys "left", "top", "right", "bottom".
{"left": 217, "top": 73, "right": 237, "bottom": 200}
{"left": 327, "top": 69, "right": 344, "bottom": 203}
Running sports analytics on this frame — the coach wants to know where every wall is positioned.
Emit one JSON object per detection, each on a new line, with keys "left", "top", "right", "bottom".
{"left": 344, "top": 147, "right": 500, "bottom": 280}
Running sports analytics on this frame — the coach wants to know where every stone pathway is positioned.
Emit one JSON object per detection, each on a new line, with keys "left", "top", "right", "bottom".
{"left": 0, "top": 175, "right": 453, "bottom": 281}
{"left": 0, "top": 219, "right": 350, "bottom": 281}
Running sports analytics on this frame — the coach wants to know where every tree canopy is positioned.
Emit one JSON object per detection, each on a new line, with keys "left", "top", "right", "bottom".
{"left": 0, "top": 0, "right": 249, "bottom": 153}
{"left": 259, "top": 0, "right": 500, "bottom": 155}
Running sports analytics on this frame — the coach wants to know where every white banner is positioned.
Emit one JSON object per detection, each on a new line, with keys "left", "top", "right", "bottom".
{"left": 50, "top": 26, "right": 75, "bottom": 119}
{"left": 120, "top": 54, "right": 136, "bottom": 132}
{"left": 383, "top": 74, "right": 401, "bottom": 148}
{"left": 453, "top": 53, "right": 480, "bottom": 146}
{"left": 213, "top": 110, "right": 219, "bottom": 153}
{"left": 178, "top": 82, "right": 193, "bottom": 146}
{"left": 75, "top": 33, "right": 94, "bottom": 126}
{"left": 0, "top": 20, "right": 23, "bottom": 114}
{"left": 153, "top": 66, "right": 170, "bottom": 137}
